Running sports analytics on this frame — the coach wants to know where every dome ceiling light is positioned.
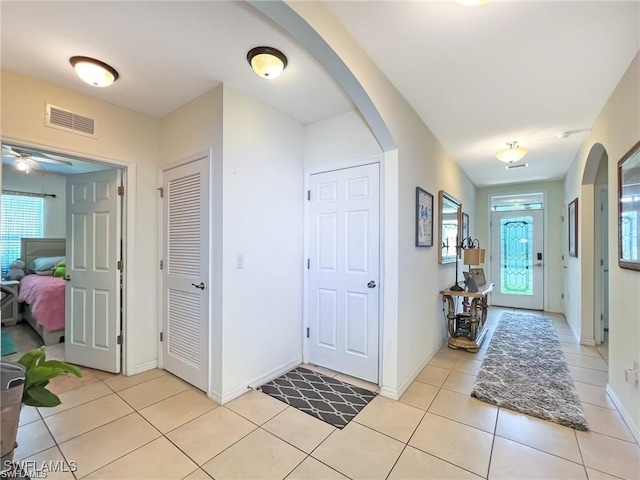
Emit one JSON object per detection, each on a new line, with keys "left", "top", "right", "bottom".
{"left": 70, "top": 56, "right": 119, "bottom": 87}
{"left": 496, "top": 141, "right": 528, "bottom": 164}
{"left": 247, "top": 47, "right": 288, "bottom": 80}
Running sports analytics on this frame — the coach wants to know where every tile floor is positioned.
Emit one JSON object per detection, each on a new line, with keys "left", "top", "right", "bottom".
{"left": 11, "top": 307, "right": 640, "bottom": 479}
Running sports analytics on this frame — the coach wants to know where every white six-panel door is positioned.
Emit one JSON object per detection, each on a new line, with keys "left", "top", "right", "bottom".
{"left": 65, "top": 169, "right": 121, "bottom": 373}
{"left": 162, "top": 158, "right": 209, "bottom": 391}
{"left": 308, "top": 164, "right": 380, "bottom": 383}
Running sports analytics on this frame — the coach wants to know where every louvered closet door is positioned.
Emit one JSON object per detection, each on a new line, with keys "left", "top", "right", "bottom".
{"left": 162, "top": 157, "right": 209, "bottom": 391}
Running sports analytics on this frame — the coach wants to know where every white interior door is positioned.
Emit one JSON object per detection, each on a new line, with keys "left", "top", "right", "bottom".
{"left": 601, "top": 188, "right": 609, "bottom": 334}
{"left": 65, "top": 169, "right": 121, "bottom": 373}
{"left": 562, "top": 206, "right": 568, "bottom": 316}
{"left": 162, "top": 158, "right": 209, "bottom": 391}
{"left": 308, "top": 163, "right": 380, "bottom": 383}
{"left": 491, "top": 210, "right": 544, "bottom": 310}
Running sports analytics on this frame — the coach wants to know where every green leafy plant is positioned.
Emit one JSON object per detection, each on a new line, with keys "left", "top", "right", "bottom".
{"left": 17, "top": 347, "right": 82, "bottom": 407}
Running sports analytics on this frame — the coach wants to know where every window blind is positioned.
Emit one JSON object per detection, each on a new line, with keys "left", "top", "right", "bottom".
{"left": 1, "top": 195, "right": 44, "bottom": 277}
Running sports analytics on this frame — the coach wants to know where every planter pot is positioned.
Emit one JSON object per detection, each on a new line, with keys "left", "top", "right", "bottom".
{"left": 0, "top": 363, "right": 26, "bottom": 470}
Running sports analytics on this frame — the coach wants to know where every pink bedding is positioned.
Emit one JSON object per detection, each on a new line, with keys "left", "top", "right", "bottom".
{"left": 18, "top": 275, "right": 65, "bottom": 331}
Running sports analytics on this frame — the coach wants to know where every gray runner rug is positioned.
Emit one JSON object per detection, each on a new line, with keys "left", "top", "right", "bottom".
{"left": 471, "top": 313, "right": 588, "bottom": 430}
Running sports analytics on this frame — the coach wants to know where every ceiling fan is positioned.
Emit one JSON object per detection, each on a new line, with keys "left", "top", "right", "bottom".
{"left": 2, "top": 145, "right": 74, "bottom": 173}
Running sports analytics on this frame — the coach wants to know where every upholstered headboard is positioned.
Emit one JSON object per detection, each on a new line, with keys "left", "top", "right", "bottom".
{"left": 21, "top": 238, "right": 66, "bottom": 268}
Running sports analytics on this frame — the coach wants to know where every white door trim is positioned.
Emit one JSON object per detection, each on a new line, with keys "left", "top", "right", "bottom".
{"left": 594, "top": 185, "right": 608, "bottom": 345}
{"left": 490, "top": 209, "right": 545, "bottom": 310}
{"left": 302, "top": 155, "right": 384, "bottom": 384}
{"left": 486, "top": 188, "right": 551, "bottom": 311}
{"left": 158, "top": 150, "right": 213, "bottom": 394}
{"left": 0, "top": 135, "right": 134, "bottom": 374}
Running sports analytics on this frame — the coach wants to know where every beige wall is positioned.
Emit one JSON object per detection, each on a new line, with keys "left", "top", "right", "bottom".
{"left": 1, "top": 68, "right": 161, "bottom": 373}
{"left": 564, "top": 53, "right": 640, "bottom": 437}
{"left": 476, "top": 181, "right": 565, "bottom": 314}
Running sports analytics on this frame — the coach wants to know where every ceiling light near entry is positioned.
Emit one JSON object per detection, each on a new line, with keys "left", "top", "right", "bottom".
{"left": 70, "top": 56, "right": 119, "bottom": 87}
{"left": 496, "top": 142, "right": 528, "bottom": 163}
{"left": 247, "top": 47, "right": 288, "bottom": 80}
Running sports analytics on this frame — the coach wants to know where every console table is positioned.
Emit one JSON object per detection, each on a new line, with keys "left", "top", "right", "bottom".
{"left": 440, "top": 284, "right": 493, "bottom": 352}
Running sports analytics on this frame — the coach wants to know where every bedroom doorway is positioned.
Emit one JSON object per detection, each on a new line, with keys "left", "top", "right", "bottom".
{"left": 1, "top": 141, "right": 126, "bottom": 374}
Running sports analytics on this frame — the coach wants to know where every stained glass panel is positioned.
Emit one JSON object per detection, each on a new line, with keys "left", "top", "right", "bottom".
{"left": 500, "top": 216, "right": 533, "bottom": 296}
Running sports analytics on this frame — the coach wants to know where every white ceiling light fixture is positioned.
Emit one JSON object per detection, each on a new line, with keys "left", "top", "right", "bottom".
{"left": 70, "top": 56, "right": 119, "bottom": 87}
{"left": 496, "top": 141, "right": 528, "bottom": 164}
{"left": 15, "top": 157, "right": 30, "bottom": 173}
{"left": 247, "top": 46, "right": 288, "bottom": 80}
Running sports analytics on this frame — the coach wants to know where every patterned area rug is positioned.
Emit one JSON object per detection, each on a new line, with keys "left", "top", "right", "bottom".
{"left": 259, "top": 367, "right": 376, "bottom": 429}
{"left": 471, "top": 313, "right": 588, "bottom": 430}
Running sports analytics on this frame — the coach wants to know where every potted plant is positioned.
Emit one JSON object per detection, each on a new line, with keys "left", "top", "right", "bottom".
{"left": 1, "top": 347, "right": 81, "bottom": 468}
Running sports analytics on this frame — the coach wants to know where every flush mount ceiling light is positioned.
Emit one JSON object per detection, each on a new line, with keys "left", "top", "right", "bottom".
{"left": 69, "top": 56, "right": 119, "bottom": 87}
{"left": 247, "top": 47, "right": 288, "bottom": 80}
{"left": 496, "top": 141, "right": 528, "bottom": 164}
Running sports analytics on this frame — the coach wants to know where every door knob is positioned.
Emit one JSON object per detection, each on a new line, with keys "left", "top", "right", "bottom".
{"left": 367, "top": 281, "right": 376, "bottom": 288}
{"left": 191, "top": 282, "right": 205, "bottom": 290}
{"left": 63, "top": 275, "right": 71, "bottom": 281}
{"left": 534, "top": 263, "right": 543, "bottom": 267}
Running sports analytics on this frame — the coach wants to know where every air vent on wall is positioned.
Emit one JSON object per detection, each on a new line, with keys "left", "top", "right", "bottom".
{"left": 505, "top": 163, "right": 528, "bottom": 170}
{"left": 45, "top": 104, "right": 96, "bottom": 138}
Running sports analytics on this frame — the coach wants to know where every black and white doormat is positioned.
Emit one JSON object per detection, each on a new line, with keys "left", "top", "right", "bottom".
{"left": 259, "top": 367, "right": 377, "bottom": 429}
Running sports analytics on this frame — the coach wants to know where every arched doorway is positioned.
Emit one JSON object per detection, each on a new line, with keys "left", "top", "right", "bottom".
{"left": 580, "top": 143, "right": 609, "bottom": 354}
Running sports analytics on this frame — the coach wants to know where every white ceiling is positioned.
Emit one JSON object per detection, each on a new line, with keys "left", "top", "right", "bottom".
{"left": 328, "top": 1, "right": 640, "bottom": 186}
{"left": 1, "top": 1, "right": 638, "bottom": 187}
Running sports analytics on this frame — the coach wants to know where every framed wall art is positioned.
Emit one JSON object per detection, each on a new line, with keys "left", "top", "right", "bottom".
{"left": 462, "top": 212, "right": 470, "bottom": 242}
{"left": 568, "top": 198, "right": 578, "bottom": 257}
{"left": 618, "top": 140, "right": 640, "bottom": 270}
{"left": 416, "top": 187, "right": 433, "bottom": 247}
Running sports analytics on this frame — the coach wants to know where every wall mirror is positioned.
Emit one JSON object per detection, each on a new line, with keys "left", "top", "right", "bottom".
{"left": 438, "top": 190, "right": 462, "bottom": 264}
{"left": 618, "top": 140, "right": 640, "bottom": 270}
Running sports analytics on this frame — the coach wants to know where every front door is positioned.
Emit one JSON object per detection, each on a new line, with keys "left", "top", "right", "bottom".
{"left": 161, "top": 157, "right": 209, "bottom": 391}
{"left": 308, "top": 163, "right": 380, "bottom": 383}
{"left": 491, "top": 210, "right": 544, "bottom": 310}
{"left": 65, "top": 169, "right": 121, "bottom": 373}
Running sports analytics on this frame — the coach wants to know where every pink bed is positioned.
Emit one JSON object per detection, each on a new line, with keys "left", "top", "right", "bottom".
{"left": 18, "top": 274, "right": 65, "bottom": 332}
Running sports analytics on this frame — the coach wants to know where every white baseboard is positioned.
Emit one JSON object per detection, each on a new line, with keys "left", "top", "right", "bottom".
{"left": 605, "top": 384, "right": 640, "bottom": 444}
{"left": 580, "top": 338, "right": 596, "bottom": 347}
{"left": 208, "top": 389, "right": 223, "bottom": 405}
{"left": 379, "top": 347, "right": 438, "bottom": 400}
{"left": 132, "top": 360, "right": 158, "bottom": 375}
{"left": 214, "top": 358, "right": 302, "bottom": 405}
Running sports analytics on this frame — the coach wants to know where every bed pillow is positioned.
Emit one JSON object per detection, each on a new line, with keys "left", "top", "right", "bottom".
{"left": 28, "top": 256, "right": 66, "bottom": 273}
